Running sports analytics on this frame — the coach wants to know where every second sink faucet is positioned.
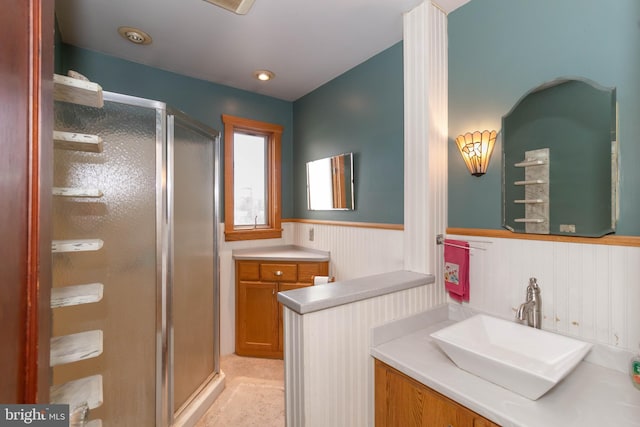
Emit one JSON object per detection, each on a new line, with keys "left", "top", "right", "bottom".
{"left": 516, "top": 277, "right": 541, "bottom": 329}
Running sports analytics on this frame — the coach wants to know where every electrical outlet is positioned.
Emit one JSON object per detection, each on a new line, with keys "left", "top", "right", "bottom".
{"left": 309, "top": 228, "right": 314, "bottom": 241}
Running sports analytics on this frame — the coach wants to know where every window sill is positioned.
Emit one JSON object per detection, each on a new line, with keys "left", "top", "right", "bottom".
{"left": 224, "top": 228, "right": 283, "bottom": 242}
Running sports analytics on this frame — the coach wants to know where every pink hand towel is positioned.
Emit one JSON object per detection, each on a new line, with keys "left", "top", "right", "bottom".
{"left": 444, "top": 239, "right": 469, "bottom": 302}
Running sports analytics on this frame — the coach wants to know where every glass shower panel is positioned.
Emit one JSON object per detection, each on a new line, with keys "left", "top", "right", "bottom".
{"left": 171, "top": 114, "right": 218, "bottom": 414}
{"left": 52, "top": 100, "right": 158, "bottom": 426}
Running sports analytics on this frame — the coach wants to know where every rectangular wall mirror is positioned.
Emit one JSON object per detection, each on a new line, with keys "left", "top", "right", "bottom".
{"left": 307, "top": 152, "right": 354, "bottom": 210}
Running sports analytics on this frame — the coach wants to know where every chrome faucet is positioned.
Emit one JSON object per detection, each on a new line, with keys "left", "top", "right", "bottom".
{"left": 516, "top": 277, "right": 541, "bottom": 329}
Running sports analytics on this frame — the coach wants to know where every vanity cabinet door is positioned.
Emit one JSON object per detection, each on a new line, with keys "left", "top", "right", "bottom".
{"left": 236, "top": 280, "right": 279, "bottom": 357}
{"left": 375, "top": 359, "right": 500, "bottom": 427}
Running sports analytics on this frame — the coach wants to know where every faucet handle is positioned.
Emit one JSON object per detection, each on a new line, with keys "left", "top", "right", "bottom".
{"left": 524, "top": 277, "right": 540, "bottom": 301}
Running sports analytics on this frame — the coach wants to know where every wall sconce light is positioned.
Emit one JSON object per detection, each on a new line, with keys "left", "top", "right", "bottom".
{"left": 455, "top": 130, "right": 497, "bottom": 177}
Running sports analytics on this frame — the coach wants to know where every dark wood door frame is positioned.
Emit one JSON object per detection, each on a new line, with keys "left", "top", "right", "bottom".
{"left": 0, "top": 0, "right": 54, "bottom": 403}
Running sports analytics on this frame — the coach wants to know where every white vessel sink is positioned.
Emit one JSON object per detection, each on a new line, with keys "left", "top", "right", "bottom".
{"left": 430, "top": 314, "right": 592, "bottom": 400}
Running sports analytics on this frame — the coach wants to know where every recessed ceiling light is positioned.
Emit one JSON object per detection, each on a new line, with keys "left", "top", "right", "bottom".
{"left": 118, "top": 26, "right": 152, "bottom": 45}
{"left": 254, "top": 70, "right": 275, "bottom": 81}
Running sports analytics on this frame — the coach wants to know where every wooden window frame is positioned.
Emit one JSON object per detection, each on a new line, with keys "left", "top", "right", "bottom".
{"left": 222, "top": 114, "right": 283, "bottom": 241}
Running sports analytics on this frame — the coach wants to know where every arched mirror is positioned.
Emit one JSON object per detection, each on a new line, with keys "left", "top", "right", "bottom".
{"left": 502, "top": 78, "right": 618, "bottom": 237}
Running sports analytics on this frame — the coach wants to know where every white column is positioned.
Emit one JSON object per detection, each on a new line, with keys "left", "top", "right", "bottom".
{"left": 403, "top": 1, "right": 448, "bottom": 293}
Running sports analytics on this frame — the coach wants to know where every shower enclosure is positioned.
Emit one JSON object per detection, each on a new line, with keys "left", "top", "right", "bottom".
{"left": 51, "top": 90, "right": 220, "bottom": 426}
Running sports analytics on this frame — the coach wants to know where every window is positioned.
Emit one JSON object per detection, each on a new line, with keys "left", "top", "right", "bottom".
{"left": 222, "top": 114, "right": 283, "bottom": 241}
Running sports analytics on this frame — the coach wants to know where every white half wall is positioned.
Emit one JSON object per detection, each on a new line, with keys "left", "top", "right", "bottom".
{"left": 283, "top": 283, "right": 437, "bottom": 427}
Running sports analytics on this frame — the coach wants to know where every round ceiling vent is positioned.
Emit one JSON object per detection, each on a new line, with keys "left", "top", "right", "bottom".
{"left": 118, "top": 26, "right": 152, "bottom": 45}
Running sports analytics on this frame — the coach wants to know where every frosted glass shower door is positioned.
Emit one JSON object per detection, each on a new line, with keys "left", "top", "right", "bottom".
{"left": 169, "top": 113, "right": 219, "bottom": 415}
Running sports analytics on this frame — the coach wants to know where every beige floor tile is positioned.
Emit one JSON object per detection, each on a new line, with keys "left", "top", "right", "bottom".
{"left": 195, "top": 354, "right": 284, "bottom": 427}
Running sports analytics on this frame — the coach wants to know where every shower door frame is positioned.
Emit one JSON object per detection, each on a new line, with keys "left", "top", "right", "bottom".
{"left": 101, "top": 92, "right": 221, "bottom": 427}
{"left": 166, "top": 107, "right": 221, "bottom": 426}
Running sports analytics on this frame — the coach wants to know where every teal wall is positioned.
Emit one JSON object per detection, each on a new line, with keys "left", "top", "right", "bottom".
{"left": 60, "top": 43, "right": 404, "bottom": 224}
{"left": 448, "top": 0, "right": 640, "bottom": 235}
{"left": 60, "top": 44, "right": 294, "bottom": 219}
{"left": 293, "top": 42, "right": 404, "bottom": 224}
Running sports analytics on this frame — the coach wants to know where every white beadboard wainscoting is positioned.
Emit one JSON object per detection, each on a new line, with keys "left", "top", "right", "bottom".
{"left": 283, "top": 283, "right": 440, "bottom": 427}
{"left": 448, "top": 233, "right": 640, "bottom": 353}
{"left": 290, "top": 222, "right": 405, "bottom": 280}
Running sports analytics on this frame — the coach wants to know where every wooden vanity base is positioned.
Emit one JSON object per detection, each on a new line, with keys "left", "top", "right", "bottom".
{"left": 375, "top": 359, "right": 500, "bottom": 427}
{"left": 235, "top": 259, "right": 328, "bottom": 359}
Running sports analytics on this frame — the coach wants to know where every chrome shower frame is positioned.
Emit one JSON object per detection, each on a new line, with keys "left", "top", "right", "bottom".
{"left": 102, "top": 91, "right": 221, "bottom": 427}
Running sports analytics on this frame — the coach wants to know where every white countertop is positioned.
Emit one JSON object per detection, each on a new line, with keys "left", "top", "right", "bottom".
{"left": 278, "top": 270, "right": 435, "bottom": 314}
{"left": 232, "top": 245, "right": 330, "bottom": 261}
{"left": 371, "top": 304, "right": 640, "bottom": 427}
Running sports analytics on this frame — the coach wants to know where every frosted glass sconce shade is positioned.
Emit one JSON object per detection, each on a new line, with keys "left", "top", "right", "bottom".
{"left": 455, "top": 130, "right": 497, "bottom": 176}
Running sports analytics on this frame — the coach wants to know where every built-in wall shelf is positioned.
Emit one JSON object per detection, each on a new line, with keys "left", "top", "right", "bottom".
{"left": 514, "top": 159, "right": 547, "bottom": 167}
{"left": 51, "top": 283, "right": 104, "bottom": 308}
{"left": 510, "top": 148, "right": 550, "bottom": 234}
{"left": 52, "top": 74, "right": 106, "bottom": 424}
{"left": 514, "top": 218, "right": 545, "bottom": 223}
{"left": 53, "top": 187, "right": 104, "bottom": 198}
{"left": 514, "top": 199, "right": 544, "bottom": 204}
{"left": 53, "top": 131, "right": 103, "bottom": 153}
{"left": 54, "top": 74, "right": 104, "bottom": 108}
{"left": 514, "top": 179, "right": 546, "bottom": 186}
{"left": 52, "top": 239, "right": 104, "bottom": 253}
{"left": 50, "top": 330, "right": 103, "bottom": 367}
{"left": 50, "top": 374, "right": 103, "bottom": 410}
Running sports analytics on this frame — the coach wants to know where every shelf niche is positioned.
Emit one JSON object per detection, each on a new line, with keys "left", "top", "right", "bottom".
{"left": 50, "top": 375, "right": 103, "bottom": 411}
{"left": 52, "top": 239, "right": 104, "bottom": 253}
{"left": 53, "top": 187, "right": 103, "bottom": 198}
{"left": 51, "top": 283, "right": 104, "bottom": 308}
{"left": 53, "top": 131, "right": 103, "bottom": 153}
{"left": 50, "top": 330, "right": 103, "bottom": 367}
{"left": 53, "top": 74, "right": 104, "bottom": 108}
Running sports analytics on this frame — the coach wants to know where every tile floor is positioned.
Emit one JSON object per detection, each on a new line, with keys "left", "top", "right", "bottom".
{"left": 195, "top": 354, "right": 285, "bottom": 427}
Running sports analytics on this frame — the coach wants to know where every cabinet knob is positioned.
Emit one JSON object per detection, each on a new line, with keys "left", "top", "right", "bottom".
{"left": 274, "top": 270, "right": 283, "bottom": 276}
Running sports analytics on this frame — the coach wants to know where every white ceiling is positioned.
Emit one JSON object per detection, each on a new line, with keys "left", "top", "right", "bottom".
{"left": 55, "top": 0, "right": 471, "bottom": 101}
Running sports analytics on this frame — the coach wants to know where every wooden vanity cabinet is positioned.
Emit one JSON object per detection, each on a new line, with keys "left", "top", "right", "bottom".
{"left": 236, "top": 259, "right": 328, "bottom": 358}
{"left": 375, "top": 359, "right": 500, "bottom": 427}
